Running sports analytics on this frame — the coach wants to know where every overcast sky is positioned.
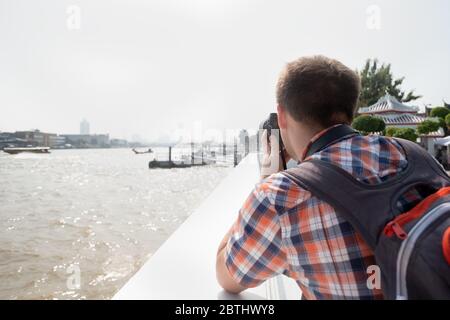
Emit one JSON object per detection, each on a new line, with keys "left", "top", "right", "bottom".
{"left": 0, "top": 0, "right": 449, "bottom": 141}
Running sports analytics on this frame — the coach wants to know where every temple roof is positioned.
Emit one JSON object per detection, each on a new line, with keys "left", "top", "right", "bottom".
{"left": 359, "top": 94, "right": 419, "bottom": 114}
{"left": 377, "top": 113, "right": 426, "bottom": 125}
{"left": 375, "top": 114, "right": 444, "bottom": 137}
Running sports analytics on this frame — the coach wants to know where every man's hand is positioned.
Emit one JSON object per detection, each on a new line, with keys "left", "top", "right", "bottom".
{"left": 260, "top": 129, "right": 290, "bottom": 179}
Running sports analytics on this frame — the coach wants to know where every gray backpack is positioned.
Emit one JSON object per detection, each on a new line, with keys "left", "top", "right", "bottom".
{"left": 283, "top": 138, "right": 450, "bottom": 299}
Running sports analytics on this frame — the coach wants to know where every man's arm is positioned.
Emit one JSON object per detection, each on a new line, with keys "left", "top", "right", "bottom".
{"left": 216, "top": 129, "right": 288, "bottom": 294}
{"left": 215, "top": 227, "right": 246, "bottom": 294}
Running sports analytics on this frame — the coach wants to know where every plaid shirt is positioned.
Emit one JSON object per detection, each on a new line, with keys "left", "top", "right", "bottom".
{"left": 224, "top": 124, "right": 424, "bottom": 300}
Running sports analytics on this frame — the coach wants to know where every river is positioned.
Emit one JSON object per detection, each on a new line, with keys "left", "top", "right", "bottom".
{"left": 0, "top": 148, "right": 231, "bottom": 299}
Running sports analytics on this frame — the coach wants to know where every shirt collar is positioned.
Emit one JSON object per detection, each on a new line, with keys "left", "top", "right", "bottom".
{"left": 300, "top": 124, "right": 346, "bottom": 161}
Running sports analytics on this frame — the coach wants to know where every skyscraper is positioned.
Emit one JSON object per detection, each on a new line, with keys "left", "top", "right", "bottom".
{"left": 80, "top": 119, "right": 90, "bottom": 135}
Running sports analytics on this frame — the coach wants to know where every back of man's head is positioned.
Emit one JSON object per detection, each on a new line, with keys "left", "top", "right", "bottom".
{"left": 276, "top": 55, "right": 361, "bottom": 129}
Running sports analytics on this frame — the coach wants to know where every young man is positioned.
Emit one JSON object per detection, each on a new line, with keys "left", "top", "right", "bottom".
{"left": 216, "top": 55, "right": 426, "bottom": 299}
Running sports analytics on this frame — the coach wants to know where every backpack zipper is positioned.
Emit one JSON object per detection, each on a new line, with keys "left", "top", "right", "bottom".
{"left": 384, "top": 186, "right": 450, "bottom": 239}
{"left": 395, "top": 202, "right": 450, "bottom": 300}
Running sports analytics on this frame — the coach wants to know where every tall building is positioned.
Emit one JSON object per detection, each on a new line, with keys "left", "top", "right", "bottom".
{"left": 80, "top": 119, "right": 90, "bottom": 135}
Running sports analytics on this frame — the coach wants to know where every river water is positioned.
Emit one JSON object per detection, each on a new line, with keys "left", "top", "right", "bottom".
{"left": 0, "top": 148, "right": 231, "bottom": 299}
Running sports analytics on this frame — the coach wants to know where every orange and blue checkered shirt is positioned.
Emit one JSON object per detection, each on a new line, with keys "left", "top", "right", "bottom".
{"left": 224, "top": 124, "right": 425, "bottom": 300}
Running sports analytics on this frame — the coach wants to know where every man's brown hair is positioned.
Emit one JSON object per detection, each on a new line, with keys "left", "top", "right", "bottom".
{"left": 276, "top": 55, "right": 361, "bottom": 128}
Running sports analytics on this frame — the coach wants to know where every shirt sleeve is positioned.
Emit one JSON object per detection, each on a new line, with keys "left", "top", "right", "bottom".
{"left": 224, "top": 176, "right": 288, "bottom": 288}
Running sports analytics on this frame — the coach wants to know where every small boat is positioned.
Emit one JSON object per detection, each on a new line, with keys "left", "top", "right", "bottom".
{"left": 132, "top": 148, "right": 153, "bottom": 154}
{"left": 148, "top": 160, "right": 195, "bottom": 169}
{"left": 3, "top": 147, "right": 51, "bottom": 155}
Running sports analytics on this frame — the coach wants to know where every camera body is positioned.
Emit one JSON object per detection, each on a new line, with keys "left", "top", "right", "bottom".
{"left": 259, "top": 113, "right": 287, "bottom": 170}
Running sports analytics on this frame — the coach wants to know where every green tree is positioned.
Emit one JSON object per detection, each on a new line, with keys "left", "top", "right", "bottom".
{"left": 437, "top": 117, "right": 446, "bottom": 129}
{"left": 429, "top": 107, "right": 450, "bottom": 135}
{"left": 417, "top": 119, "right": 440, "bottom": 135}
{"left": 351, "top": 115, "right": 385, "bottom": 134}
{"left": 430, "top": 107, "right": 450, "bottom": 120}
{"left": 391, "top": 128, "right": 418, "bottom": 142}
{"left": 430, "top": 107, "right": 450, "bottom": 119}
{"left": 385, "top": 127, "right": 400, "bottom": 137}
{"left": 357, "top": 59, "right": 422, "bottom": 108}
{"left": 445, "top": 113, "right": 450, "bottom": 128}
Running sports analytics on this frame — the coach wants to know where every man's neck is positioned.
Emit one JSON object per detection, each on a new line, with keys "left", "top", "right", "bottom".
{"left": 287, "top": 121, "right": 324, "bottom": 161}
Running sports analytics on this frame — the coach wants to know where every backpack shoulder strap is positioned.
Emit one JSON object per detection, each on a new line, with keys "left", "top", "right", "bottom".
{"left": 283, "top": 160, "right": 390, "bottom": 249}
{"left": 393, "top": 137, "right": 449, "bottom": 179}
{"left": 283, "top": 138, "right": 450, "bottom": 249}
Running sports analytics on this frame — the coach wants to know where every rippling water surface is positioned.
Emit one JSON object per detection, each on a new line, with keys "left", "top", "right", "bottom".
{"left": 0, "top": 148, "right": 231, "bottom": 299}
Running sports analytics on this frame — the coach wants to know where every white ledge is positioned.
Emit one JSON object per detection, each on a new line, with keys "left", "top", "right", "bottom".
{"left": 113, "top": 153, "right": 300, "bottom": 300}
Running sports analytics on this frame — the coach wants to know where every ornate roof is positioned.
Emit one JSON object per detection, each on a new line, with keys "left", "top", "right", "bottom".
{"left": 359, "top": 94, "right": 419, "bottom": 114}
{"left": 375, "top": 114, "right": 444, "bottom": 137}
{"left": 376, "top": 113, "right": 426, "bottom": 125}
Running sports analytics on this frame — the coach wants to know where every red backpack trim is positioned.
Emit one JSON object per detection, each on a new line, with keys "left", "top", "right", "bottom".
{"left": 443, "top": 227, "right": 450, "bottom": 265}
{"left": 384, "top": 186, "right": 450, "bottom": 239}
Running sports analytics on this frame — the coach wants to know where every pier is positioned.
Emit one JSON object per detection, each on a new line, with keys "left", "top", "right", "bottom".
{"left": 148, "top": 139, "right": 249, "bottom": 169}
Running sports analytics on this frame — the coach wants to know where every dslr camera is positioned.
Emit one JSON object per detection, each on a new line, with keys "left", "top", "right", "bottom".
{"left": 259, "top": 113, "right": 287, "bottom": 170}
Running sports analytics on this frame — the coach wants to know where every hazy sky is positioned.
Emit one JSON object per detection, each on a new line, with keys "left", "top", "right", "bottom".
{"left": 0, "top": 0, "right": 449, "bottom": 141}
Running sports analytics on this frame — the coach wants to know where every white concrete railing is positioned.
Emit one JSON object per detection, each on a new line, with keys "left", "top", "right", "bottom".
{"left": 113, "top": 153, "right": 300, "bottom": 300}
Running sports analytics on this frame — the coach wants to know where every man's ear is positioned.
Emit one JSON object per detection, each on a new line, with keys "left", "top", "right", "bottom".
{"left": 277, "top": 105, "right": 287, "bottom": 129}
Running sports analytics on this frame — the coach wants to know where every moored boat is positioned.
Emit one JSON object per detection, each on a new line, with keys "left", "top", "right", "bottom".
{"left": 3, "top": 147, "right": 51, "bottom": 154}
{"left": 132, "top": 148, "right": 153, "bottom": 154}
